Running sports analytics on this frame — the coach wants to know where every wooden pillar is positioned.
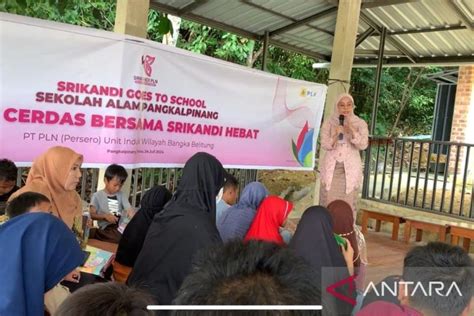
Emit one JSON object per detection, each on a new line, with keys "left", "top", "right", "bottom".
{"left": 314, "top": 0, "right": 361, "bottom": 205}
{"left": 114, "top": 0, "right": 150, "bottom": 38}
{"left": 98, "top": 0, "right": 150, "bottom": 199}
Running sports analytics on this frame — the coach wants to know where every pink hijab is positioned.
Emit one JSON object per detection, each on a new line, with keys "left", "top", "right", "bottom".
{"left": 9, "top": 146, "right": 83, "bottom": 228}
{"left": 329, "top": 93, "right": 359, "bottom": 126}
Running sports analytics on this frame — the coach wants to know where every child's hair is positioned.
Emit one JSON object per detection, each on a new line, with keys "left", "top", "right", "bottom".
{"left": 104, "top": 164, "right": 128, "bottom": 184}
{"left": 223, "top": 174, "right": 239, "bottom": 192}
{"left": 6, "top": 191, "right": 50, "bottom": 218}
{"left": 55, "top": 282, "right": 155, "bottom": 316}
{"left": 0, "top": 159, "right": 18, "bottom": 182}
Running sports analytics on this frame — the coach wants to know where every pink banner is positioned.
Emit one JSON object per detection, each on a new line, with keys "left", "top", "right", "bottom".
{"left": 0, "top": 13, "right": 326, "bottom": 170}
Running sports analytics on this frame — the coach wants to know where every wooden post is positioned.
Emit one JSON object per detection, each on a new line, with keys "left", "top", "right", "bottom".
{"left": 314, "top": 0, "right": 362, "bottom": 205}
{"left": 98, "top": 0, "right": 150, "bottom": 199}
{"left": 114, "top": 0, "right": 150, "bottom": 38}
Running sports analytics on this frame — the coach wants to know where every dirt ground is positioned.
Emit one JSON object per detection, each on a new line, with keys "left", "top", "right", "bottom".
{"left": 257, "top": 169, "right": 317, "bottom": 219}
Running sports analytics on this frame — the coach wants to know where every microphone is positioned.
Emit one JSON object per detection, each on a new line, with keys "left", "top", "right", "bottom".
{"left": 338, "top": 114, "right": 345, "bottom": 140}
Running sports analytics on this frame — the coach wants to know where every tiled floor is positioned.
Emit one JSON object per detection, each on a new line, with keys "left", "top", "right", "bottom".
{"left": 87, "top": 230, "right": 427, "bottom": 287}
{"left": 364, "top": 231, "right": 413, "bottom": 286}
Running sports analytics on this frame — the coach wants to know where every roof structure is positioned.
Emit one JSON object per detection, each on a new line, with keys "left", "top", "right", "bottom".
{"left": 425, "top": 68, "right": 459, "bottom": 84}
{"left": 150, "top": 0, "right": 474, "bottom": 67}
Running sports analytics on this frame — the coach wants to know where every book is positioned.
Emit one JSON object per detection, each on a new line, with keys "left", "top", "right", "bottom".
{"left": 334, "top": 233, "right": 348, "bottom": 249}
{"left": 79, "top": 245, "right": 114, "bottom": 277}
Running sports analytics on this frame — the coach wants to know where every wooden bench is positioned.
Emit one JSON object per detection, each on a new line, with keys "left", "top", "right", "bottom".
{"left": 450, "top": 224, "right": 474, "bottom": 252}
{"left": 403, "top": 216, "right": 451, "bottom": 244}
{"left": 361, "top": 209, "right": 405, "bottom": 241}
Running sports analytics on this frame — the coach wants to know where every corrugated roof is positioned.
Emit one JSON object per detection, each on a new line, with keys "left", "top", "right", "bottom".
{"left": 150, "top": 0, "right": 474, "bottom": 66}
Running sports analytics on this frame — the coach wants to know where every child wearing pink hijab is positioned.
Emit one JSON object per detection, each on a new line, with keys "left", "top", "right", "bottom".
{"left": 319, "top": 93, "right": 369, "bottom": 216}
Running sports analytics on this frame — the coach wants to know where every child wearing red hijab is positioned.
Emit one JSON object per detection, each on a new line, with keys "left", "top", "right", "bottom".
{"left": 244, "top": 196, "right": 293, "bottom": 246}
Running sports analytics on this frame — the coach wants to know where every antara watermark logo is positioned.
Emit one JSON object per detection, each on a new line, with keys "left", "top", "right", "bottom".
{"left": 363, "top": 281, "right": 463, "bottom": 297}
{"left": 326, "top": 275, "right": 462, "bottom": 306}
{"left": 134, "top": 55, "right": 158, "bottom": 87}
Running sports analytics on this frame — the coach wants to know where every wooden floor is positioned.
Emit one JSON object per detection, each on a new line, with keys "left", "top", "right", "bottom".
{"left": 364, "top": 230, "right": 413, "bottom": 286}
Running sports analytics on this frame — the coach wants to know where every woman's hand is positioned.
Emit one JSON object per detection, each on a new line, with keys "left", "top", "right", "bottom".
{"left": 63, "top": 268, "right": 81, "bottom": 283}
{"left": 335, "top": 125, "right": 344, "bottom": 136}
{"left": 344, "top": 123, "right": 356, "bottom": 138}
{"left": 341, "top": 238, "right": 355, "bottom": 275}
{"left": 331, "top": 126, "right": 344, "bottom": 146}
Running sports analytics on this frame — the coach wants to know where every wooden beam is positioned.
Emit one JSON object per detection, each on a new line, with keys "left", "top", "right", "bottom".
{"left": 269, "top": 39, "right": 329, "bottom": 61}
{"left": 355, "top": 49, "right": 402, "bottom": 56}
{"left": 282, "top": 33, "right": 333, "bottom": 51}
{"left": 355, "top": 27, "right": 375, "bottom": 47}
{"left": 151, "top": 0, "right": 330, "bottom": 61}
{"left": 269, "top": 7, "right": 338, "bottom": 36}
{"left": 150, "top": 1, "right": 261, "bottom": 41}
{"left": 309, "top": 26, "right": 334, "bottom": 36}
{"left": 240, "top": 0, "right": 292, "bottom": 21}
{"left": 360, "top": 12, "right": 417, "bottom": 63}
{"left": 361, "top": 0, "right": 419, "bottom": 9}
{"left": 353, "top": 55, "right": 474, "bottom": 67}
{"left": 177, "top": 0, "right": 208, "bottom": 15}
{"left": 370, "top": 24, "right": 467, "bottom": 36}
{"left": 447, "top": 0, "right": 474, "bottom": 30}
{"left": 241, "top": 0, "right": 335, "bottom": 36}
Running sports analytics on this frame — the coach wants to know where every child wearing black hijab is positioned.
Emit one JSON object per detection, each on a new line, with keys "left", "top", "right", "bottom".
{"left": 113, "top": 186, "right": 172, "bottom": 282}
{"left": 127, "top": 152, "right": 227, "bottom": 305}
{"left": 290, "top": 206, "right": 356, "bottom": 315}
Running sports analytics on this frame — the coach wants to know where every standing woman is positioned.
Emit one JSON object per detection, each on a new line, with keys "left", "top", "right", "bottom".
{"left": 319, "top": 93, "right": 369, "bottom": 216}
{"left": 9, "top": 146, "right": 83, "bottom": 229}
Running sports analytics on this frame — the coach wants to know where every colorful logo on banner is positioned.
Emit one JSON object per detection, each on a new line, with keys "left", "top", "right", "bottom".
{"left": 292, "top": 121, "right": 314, "bottom": 168}
{"left": 300, "top": 87, "right": 319, "bottom": 97}
{"left": 141, "top": 55, "right": 156, "bottom": 77}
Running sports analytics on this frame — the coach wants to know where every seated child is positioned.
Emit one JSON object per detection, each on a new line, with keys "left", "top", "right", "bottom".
{"left": 0, "top": 159, "right": 19, "bottom": 215}
{"left": 90, "top": 164, "right": 134, "bottom": 243}
{"left": 216, "top": 174, "right": 239, "bottom": 223}
{"left": 6, "top": 191, "right": 51, "bottom": 218}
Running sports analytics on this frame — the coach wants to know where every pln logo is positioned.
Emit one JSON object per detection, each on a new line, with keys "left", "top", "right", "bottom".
{"left": 141, "top": 55, "right": 156, "bottom": 77}
{"left": 300, "top": 87, "right": 318, "bottom": 97}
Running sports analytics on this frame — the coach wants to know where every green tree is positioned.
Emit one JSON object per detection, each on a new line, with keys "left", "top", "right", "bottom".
{"left": 352, "top": 67, "right": 439, "bottom": 136}
{"left": 2, "top": 0, "right": 116, "bottom": 31}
